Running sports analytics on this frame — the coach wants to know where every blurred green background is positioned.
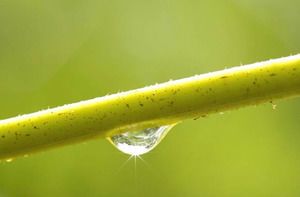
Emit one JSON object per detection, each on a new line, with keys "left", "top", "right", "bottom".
{"left": 0, "top": 0, "right": 300, "bottom": 196}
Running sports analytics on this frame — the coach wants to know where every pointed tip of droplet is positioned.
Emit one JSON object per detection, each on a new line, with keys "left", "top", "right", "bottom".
{"left": 114, "top": 143, "right": 150, "bottom": 156}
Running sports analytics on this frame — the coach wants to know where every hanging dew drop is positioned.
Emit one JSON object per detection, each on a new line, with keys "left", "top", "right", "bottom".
{"left": 108, "top": 125, "right": 175, "bottom": 156}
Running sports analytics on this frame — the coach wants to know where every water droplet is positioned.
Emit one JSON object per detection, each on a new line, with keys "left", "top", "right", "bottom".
{"left": 270, "top": 101, "right": 277, "bottom": 110}
{"left": 108, "top": 125, "right": 175, "bottom": 156}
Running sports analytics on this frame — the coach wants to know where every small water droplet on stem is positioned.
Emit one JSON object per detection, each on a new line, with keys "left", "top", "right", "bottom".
{"left": 270, "top": 101, "right": 277, "bottom": 110}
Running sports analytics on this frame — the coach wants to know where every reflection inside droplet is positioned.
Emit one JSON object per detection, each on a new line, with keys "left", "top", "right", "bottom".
{"left": 108, "top": 125, "right": 175, "bottom": 156}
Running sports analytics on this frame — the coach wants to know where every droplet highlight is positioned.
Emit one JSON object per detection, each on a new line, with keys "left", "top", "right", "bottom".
{"left": 108, "top": 125, "right": 175, "bottom": 156}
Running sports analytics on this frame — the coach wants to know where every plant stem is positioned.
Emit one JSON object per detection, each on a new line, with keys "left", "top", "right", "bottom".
{"left": 0, "top": 55, "right": 300, "bottom": 160}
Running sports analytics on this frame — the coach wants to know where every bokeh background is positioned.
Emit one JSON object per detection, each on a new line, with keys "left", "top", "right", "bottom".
{"left": 0, "top": 0, "right": 300, "bottom": 196}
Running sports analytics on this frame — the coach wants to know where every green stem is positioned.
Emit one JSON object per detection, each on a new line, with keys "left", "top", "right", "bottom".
{"left": 1, "top": 55, "right": 300, "bottom": 160}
